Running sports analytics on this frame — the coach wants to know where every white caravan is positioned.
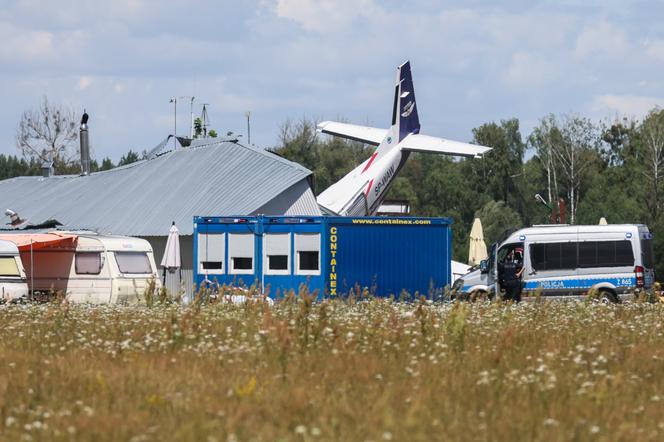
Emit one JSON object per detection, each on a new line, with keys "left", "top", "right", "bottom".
{"left": 0, "top": 232, "right": 160, "bottom": 304}
{"left": 0, "top": 239, "right": 29, "bottom": 303}
{"left": 453, "top": 224, "right": 655, "bottom": 302}
{"left": 316, "top": 60, "right": 492, "bottom": 216}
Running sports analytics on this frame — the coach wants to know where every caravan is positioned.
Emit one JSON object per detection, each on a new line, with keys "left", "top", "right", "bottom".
{"left": 0, "top": 232, "right": 160, "bottom": 304}
{"left": 0, "top": 239, "right": 29, "bottom": 303}
{"left": 454, "top": 224, "right": 655, "bottom": 302}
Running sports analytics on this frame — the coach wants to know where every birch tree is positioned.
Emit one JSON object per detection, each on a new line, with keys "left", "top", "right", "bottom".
{"left": 639, "top": 108, "right": 664, "bottom": 222}
{"left": 15, "top": 96, "right": 78, "bottom": 168}
{"left": 529, "top": 115, "right": 562, "bottom": 205}
{"left": 551, "top": 115, "right": 600, "bottom": 224}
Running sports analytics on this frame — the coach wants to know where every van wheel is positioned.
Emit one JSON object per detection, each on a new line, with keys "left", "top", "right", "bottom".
{"left": 598, "top": 290, "right": 619, "bottom": 304}
{"left": 470, "top": 290, "right": 489, "bottom": 302}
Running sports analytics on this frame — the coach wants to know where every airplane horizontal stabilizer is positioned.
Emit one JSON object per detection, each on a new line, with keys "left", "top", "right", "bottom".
{"left": 400, "top": 134, "right": 491, "bottom": 158}
{"left": 317, "top": 121, "right": 387, "bottom": 146}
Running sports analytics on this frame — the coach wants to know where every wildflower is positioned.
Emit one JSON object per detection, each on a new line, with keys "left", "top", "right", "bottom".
{"left": 382, "top": 431, "right": 393, "bottom": 440}
{"left": 295, "top": 425, "right": 307, "bottom": 435}
{"left": 590, "top": 425, "right": 600, "bottom": 434}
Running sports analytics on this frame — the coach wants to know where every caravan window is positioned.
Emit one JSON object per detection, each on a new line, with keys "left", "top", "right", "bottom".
{"left": 0, "top": 257, "right": 20, "bottom": 277}
{"left": 75, "top": 252, "right": 102, "bottom": 275}
{"left": 264, "top": 233, "right": 290, "bottom": 274}
{"left": 229, "top": 233, "right": 254, "bottom": 274}
{"left": 198, "top": 232, "right": 224, "bottom": 273}
{"left": 295, "top": 233, "right": 320, "bottom": 275}
{"left": 115, "top": 252, "right": 152, "bottom": 274}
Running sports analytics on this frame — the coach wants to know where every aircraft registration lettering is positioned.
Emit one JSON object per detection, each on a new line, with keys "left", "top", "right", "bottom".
{"left": 374, "top": 164, "right": 395, "bottom": 196}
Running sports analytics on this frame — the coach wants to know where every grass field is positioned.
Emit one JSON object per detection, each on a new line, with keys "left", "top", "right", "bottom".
{"left": 1, "top": 298, "right": 664, "bottom": 441}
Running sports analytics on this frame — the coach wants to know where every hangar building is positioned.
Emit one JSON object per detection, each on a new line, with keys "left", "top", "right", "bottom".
{"left": 0, "top": 136, "right": 320, "bottom": 293}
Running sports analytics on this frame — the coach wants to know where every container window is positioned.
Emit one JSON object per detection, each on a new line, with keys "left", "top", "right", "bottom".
{"left": 264, "top": 233, "right": 290, "bottom": 275}
{"left": 198, "top": 232, "right": 224, "bottom": 274}
{"left": 295, "top": 233, "right": 320, "bottom": 275}
{"left": 298, "top": 251, "right": 319, "bottom": 271}
{"left": 229, "top": 233, "right": 254, "bottom": 274}
{"left": 75, "top": 252, "right": 102, "bottom": 275}
{"left": 268, "top": 255, "right": 288, "bottom": 270}
{"left": 0, "top": 256, "right": 20, "bottom": 277}
{"left": 115, "top": 252, "right": 152, "bottom": 274}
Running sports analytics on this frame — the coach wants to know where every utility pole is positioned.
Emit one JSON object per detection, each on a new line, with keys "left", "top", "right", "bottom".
{"left": 169, "top": 97, "right": 177, "bottom": 149}
{"left": 245, "top": 111, "right": 251, "bottom": 145}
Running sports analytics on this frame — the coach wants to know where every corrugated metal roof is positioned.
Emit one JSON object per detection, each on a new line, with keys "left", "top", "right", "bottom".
{"left": 0, "top": 140, "right": 319, "bottom": 236}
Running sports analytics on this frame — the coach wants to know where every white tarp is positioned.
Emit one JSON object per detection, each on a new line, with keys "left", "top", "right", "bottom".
{"left": 161, "top": 223, "right": 181, "bottom": 270}
{"left": 468, "top": 217, "right": 488, "bottom": 266}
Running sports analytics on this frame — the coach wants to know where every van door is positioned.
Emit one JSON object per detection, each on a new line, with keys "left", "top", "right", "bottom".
{"left": 526, "top": 241, "right": 578, "bottom": 297}
{"left": 495, "top": 242, "right": 524, "bottom": 296}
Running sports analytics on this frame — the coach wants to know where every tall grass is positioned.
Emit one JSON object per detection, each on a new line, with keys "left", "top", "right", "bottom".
{"left": 1, "top": 300, "right": 663, "bottom": 441}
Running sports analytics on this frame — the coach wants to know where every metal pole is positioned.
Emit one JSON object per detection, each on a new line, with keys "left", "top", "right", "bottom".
{"left": 30, "top": 239, "right": 33, "bottom": 301}
{"left": 245, "top": 111, "right": 251, "bottom": 145}
{"left": 170, "top": 98, "right": 177, "bottom": 149}
{"left": 190, "top": 97, "right": 195, "bottom": 139}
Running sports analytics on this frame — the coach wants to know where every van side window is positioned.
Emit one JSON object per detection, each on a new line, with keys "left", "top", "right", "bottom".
{"left": 75, "top": 252, "right": 102, "bottom": 275}
{"left": 530, "top": 243, "right": 577, "bottom": 271}
{"left": 579, "top": 241, "right": 634, "bottom": 267}
{"left": 198, "top": 233, "right": 224, "bottom": 274}
{"left": 641, "top": 238, "right": 654, "bottom": 268}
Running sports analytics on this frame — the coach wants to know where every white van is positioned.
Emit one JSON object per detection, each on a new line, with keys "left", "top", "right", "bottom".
{"left": 454, "top": 224, "right": 655, "bottom": 302}
{"left": 0, "top": 239, "right": 29, "bottom": 303}
{"left": 2, "top": 232, "right": 160, "bottom": 304}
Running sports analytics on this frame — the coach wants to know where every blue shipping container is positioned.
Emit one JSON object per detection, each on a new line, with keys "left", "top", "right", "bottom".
{"left": 193, "top": 215, "right": 452, "bottom": 299}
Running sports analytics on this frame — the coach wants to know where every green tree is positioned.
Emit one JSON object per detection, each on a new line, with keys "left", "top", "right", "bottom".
{"left": 118, "top": 150, "right": 140, "bottom": 166}
{"left": 469, "top": 118, "right": 525, "bottom": 208}
{"left": 99, "top": 157, "right": 115, "bottom": 171}
{"left": 475, "top": 200, "right": 522, "bottom": 247}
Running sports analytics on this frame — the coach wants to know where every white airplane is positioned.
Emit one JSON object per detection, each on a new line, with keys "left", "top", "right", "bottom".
{"left": 316, "top": 60, "right": 492, "bottom": 216}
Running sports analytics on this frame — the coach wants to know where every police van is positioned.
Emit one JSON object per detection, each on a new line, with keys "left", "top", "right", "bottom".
{"left": 453, "top": 224, "right": 654, "bottom": 302}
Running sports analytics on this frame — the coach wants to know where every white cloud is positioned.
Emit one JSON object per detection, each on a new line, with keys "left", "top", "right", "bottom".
{"left": 503, "top": 51, "right": 559, "bottom": 89}
{"left": 645, "top": 39, "right": 664, "bottom": 61}
{"left": 575, "top": 20, "right": 628, "bottom": 59}
{"left": 274, "top": 0, "right": 378, "bottom": 32}
{"left": 593, "top": 94, "right": 663, "bottom": 118}
{"left": 78, "top": 76, "right": 94, "bottom": 90}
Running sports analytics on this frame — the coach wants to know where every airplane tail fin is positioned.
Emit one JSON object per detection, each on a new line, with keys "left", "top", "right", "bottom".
{"left": 394, "top": 60, "right": 420, "bottom": 142}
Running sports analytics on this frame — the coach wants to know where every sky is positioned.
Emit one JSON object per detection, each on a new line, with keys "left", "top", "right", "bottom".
{"left": 1, "top": 0, "right": 664, "bottom": 162}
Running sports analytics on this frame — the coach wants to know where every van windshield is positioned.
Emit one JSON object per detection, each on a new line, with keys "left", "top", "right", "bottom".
{"left": 0, "top": 256, "right": 20, "bottom": 277}
{"left": 115, "top": 252, "right": 152, "bottom": 274}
